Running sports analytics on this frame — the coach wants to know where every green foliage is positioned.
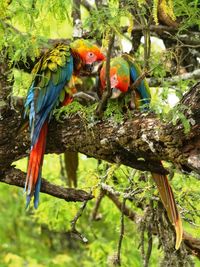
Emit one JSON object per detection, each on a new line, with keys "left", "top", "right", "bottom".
{"left": 54, "top": 101, "right": 98, "bottom": 123}
{"left": 174, "top": 0, "right": 200, "bottom": 30}
{"left": 84, "top": 4, "right": 134, "bottom": 40}
{"left": 152, "top": 0, "right": 159, "bottom": 25}
{"left": 13, "top": 69, "right": 32, "bottom": 97}
{"left": 103, "top": 99, "right": 124, "bottom": 123}
{"left": 54, "top": 95, "right": 133, "bottom": 126}
{"left": 1, "top": 156, "right": 198, "bottom": 266}
{"left": 167, "top": 104, "right": 191, "bottom": 133}
{"left": 0, "top": 0, "right": 73, "bottom": 66}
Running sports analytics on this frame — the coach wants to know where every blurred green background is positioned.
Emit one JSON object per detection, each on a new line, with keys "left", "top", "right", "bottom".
{"left": 0, "top": 154, "right": 199, "bottom": 267}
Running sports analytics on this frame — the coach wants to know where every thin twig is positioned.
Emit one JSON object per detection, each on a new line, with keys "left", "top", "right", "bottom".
{"left": 139, "top": 207, "right": 149, "bottom": 260}
{"left": 95, "top": 32, "right": 115, "bottom": 117}
{"left": 72, "top": 0, "right": 82, "bottom": 38}
{"left": 90, "top": 164, "right": 114, "bottom": 220}
{"left": 101, "top": 183, "right": 121, "bottom": 196}
{"left": 144, "top": 228, "right": 153, "bottom": 267}
{"left": 116, "top": 197, "right": 126, "bottom": 266}
{"left": 137, "top": 5, "right": 151, "bottom": 69}
{"left": 73, "top": 92, "right": 97, "bottom": 102}
{"left": 71, "top": 199, "right": 88, "bottom": 231}
{"left": 138, "top": 201, "right": 154, "bottom": 267}
{"left": 130, "top": 70, "right": 149, "bottom": 91}
{"left": 70, "top": 199, "right": 89, "bottom": 243}
{"left": 144, "top": 201, "right": 154, "bottom": 267}
{"left": 104, "top": 189, "right": 140, "bottom": 223}
{"left": 81, "top": 0, "right": 95, "bottom": 13}
{"left": 90, "top": 189, "right": 105, "bottom": 220}
{"left": 129, "top": 66, "right": 156, "bottom": 91}
{"left": 148, "top": 68, "right": 200, "bottom": 87}
{"left": 0, "top": 19, "right": 23, "bottom": 35}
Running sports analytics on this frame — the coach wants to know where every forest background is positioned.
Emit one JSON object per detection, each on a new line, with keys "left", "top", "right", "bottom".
{"left": 0, "top": 0, "right": 200, "bottom": 266}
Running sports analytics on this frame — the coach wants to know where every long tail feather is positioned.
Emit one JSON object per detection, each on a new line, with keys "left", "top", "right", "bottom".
{"left": 151, "top": 172, "right": 183, "bottom": 249}
{"left": 25, "top": 122, "right": 48, "bottom": 208}
{"left": 34, "top": 170, "right": 42, "bottom": 209}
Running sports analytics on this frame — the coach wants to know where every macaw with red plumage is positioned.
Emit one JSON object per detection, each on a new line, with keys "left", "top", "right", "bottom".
{"left": 24, "top": 39, "right": 105, "bottom": 209}
{"left": 99, "top": 54, "right": 183, "bottom": 249}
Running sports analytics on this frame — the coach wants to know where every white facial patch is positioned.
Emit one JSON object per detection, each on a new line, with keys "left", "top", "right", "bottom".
{"left": 110, "top": 74, "right": 118, "bottom": 88}
{"left": 85, "top": 52, "right": 97, "bottom": 64}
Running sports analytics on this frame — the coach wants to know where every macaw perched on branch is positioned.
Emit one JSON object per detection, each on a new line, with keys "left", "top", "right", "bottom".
{"left": 24, "top": 39, "right": 105, "bottom": 209}
{"left": 99, "top": 55, "right": 183, "bottom": 250}
{"left": 99, "top": 55, "right": 151, "bottom": 109}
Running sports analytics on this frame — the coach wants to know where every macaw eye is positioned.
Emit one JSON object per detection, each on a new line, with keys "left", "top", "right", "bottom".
{"left": 85, "top": 52, "right": 97, "bottom": 64}
{"left": 88, "top": 52, "right": 94, "bottom": 58}
{"left": 110, "top": 74, "right": 118, "bottom": 88}
{"left": 111, "top": 74, "right": 118, "bottom": 82}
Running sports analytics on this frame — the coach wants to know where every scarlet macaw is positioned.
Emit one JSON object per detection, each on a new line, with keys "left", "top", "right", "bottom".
{"left": 24, "top": 39, "right": 105, "bottom": 208}
{"left": 99, "top": 55, "right": 183, "bottom": 249}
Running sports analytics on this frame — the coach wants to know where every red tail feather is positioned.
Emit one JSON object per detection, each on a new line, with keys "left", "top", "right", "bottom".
{"left": 151, "top": 170, "right": 183, "bottom": 249}
{"left": 25, "top": 122, "right": 48, "bottom": 195}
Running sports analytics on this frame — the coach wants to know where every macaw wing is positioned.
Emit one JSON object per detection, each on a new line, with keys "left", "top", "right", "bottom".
{"left": 122, "top": 54, "right": 151, "bottom": 108}
{"left": 24, "top": 44, "right": 73, "bottom": 146}
{"left": 130, "top": 63, "right": 151, "bottom": 108}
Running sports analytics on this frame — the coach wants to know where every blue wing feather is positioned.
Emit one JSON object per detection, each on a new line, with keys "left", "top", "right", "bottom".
{"left": 31, "top": 80, "right": 66, "bottom": 145}
{"left": 24, "top": 45, "right": 73, "bottom": 208}
{"left": 130, "top": 65, "right": 151, "bottom": 108}
{"left": 25, "top": 54, "right": 73, "bottom": 146}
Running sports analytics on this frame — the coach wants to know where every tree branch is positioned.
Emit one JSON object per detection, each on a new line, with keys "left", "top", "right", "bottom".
{"left": 183, "top": 232, "right": 200, "bottom": 259}
{"left": 90, "top": 189, "right": 105, "bottom": 220}
{"left": 104, "top": 188, "right": 140, "bottom": 223}
{"left": 96, "top": 32, "right": 115, "bottom": 117}
{"left": 81, "top": 0, "right": 95, "bottom": 13}
{"left": 104, "top": 185, "right": 200, "bottom": 259}
{"left": 72, "top": 0, "right": 83, "bottom": 38}
{"left": 116, "top": 197, "right": 126, "bottom": 266}
{"left": 0, "top": 167, "right": 93, "bottom": 202}
{"left": 1, "top": 82, "right": 200, "bottom": 176}
{"left": 70, "top": 199, "right": 89, "bottom": 243}
{"left": 148, "top": 69, "right": 200, "bottom": 87}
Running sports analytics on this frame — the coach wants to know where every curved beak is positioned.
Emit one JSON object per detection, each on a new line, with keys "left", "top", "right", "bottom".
{"left": 85, "top": 63, "right": 94, "bottom": 72}
{"left": 111, "top": 88, "right": 122, "bottom": 99}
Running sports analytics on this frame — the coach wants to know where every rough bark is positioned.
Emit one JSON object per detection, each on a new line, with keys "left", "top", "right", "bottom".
{"left": 1, "top": 82, "right": 200, "bottom": 176}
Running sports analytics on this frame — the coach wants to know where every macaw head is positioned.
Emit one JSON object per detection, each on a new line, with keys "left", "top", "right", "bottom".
{"left": 71, "top": 39, "right": 105, "bottom": 72}
{"left": 100, "top": 57, "right": 130, "bottom": 99}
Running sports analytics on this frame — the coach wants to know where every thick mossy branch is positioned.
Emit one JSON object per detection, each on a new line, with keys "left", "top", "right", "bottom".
{"left": 0, "top": 167, "right": 93, "bottom": 202}
{"left": 1, "top": 83, "right": 200, "bottom": 175}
